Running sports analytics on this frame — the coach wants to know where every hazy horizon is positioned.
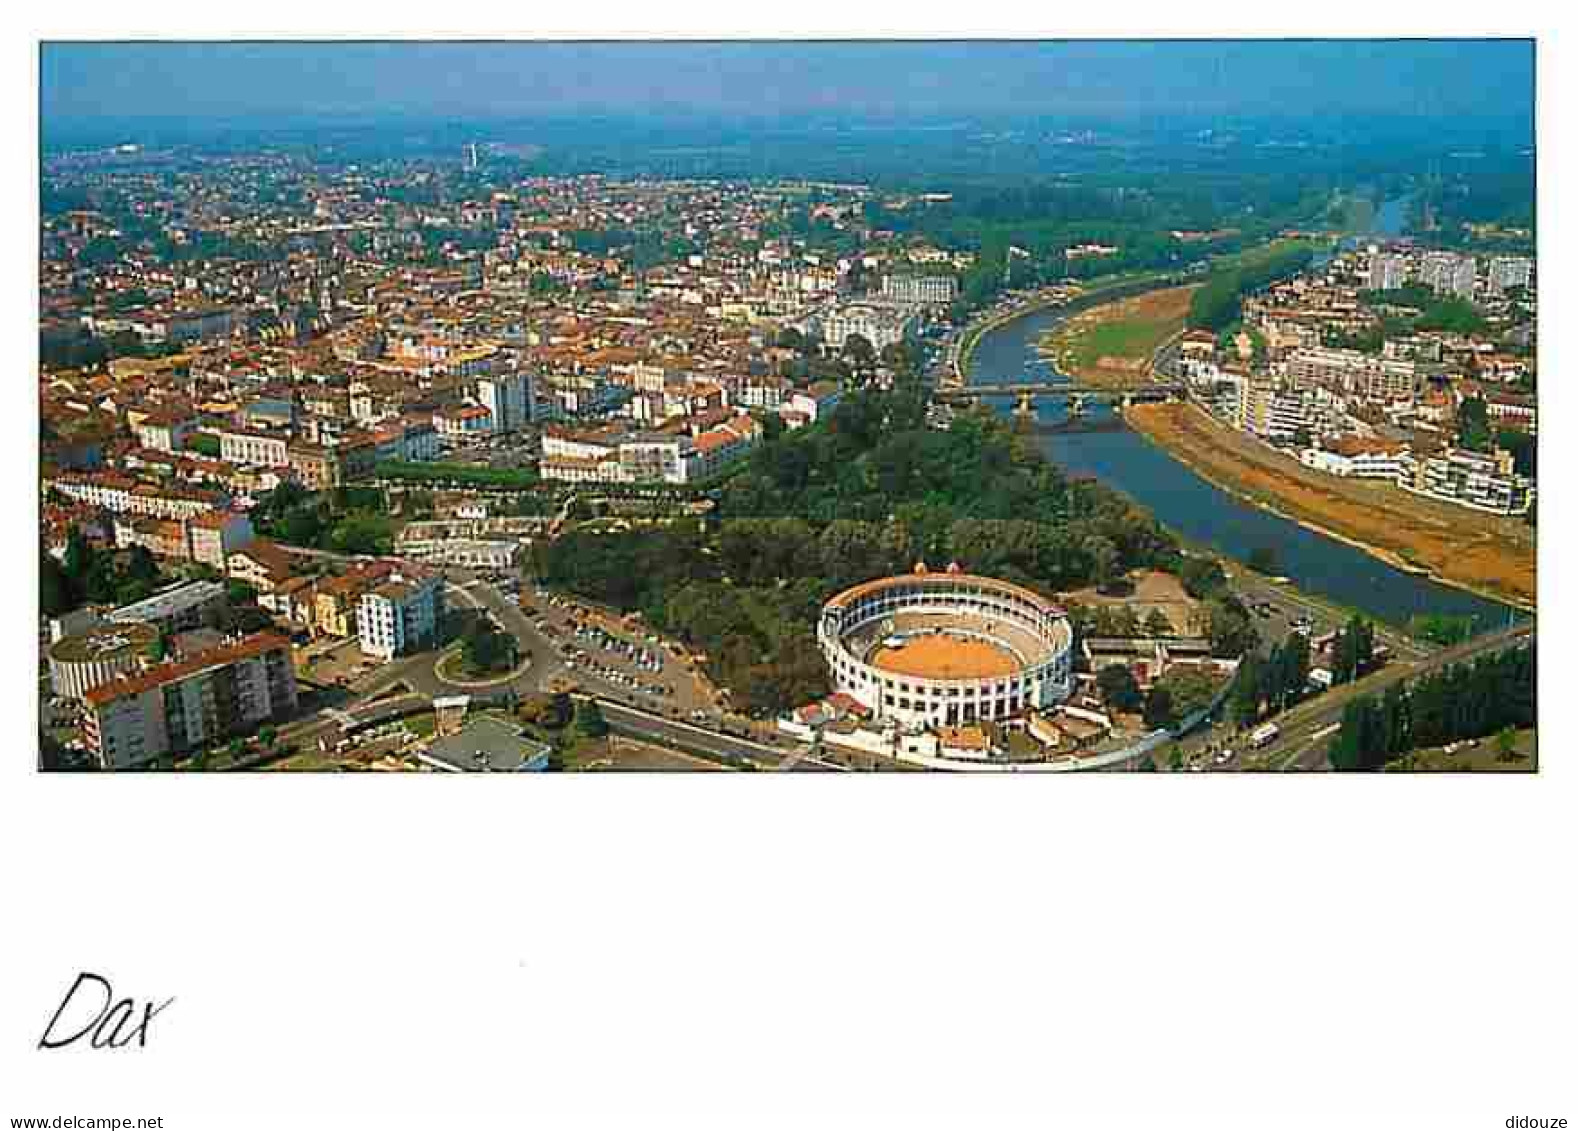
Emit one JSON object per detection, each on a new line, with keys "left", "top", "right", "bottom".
{"left": 42, "top": 41, "right": 1535, "bottom": 132}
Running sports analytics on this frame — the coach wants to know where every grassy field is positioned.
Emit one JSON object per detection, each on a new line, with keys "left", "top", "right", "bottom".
{"left": 1125, "top": 402, "right": 1536, "bottom": 609}
{"left": 1038, "top": 284, "right": 1198, "bottom": 387}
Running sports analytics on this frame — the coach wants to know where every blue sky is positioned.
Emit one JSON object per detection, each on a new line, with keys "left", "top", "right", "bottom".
{"left": 41, "top": 41, "right": 1534, "bottom": 125}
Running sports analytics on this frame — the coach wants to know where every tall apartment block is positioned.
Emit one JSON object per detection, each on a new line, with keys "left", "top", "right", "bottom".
{"left": 81, "top": 632, "right": 298, "bottom": 770}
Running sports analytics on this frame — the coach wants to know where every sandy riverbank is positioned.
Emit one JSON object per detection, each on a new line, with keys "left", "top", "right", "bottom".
{"left": 1123, "top": 402, "right": 1535, "bottom": 611}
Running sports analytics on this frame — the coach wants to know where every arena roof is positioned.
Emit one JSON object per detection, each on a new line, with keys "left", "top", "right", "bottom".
{"left": 824, "top": 566, "right": 1063, "bottom": 617}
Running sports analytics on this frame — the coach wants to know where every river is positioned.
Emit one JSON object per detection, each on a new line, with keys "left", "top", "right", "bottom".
{"left": 965, "top": 200, "right": 1519, "bottom": 630}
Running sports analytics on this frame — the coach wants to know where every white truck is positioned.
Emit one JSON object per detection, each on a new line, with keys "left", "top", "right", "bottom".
{"left": 1249, "top": 722, "right": 1280, "bottom": 749}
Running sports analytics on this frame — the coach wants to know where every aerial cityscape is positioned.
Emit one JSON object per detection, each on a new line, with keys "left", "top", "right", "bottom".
{"left": 36, "top": 40, "right": 1536, "bottom": 773}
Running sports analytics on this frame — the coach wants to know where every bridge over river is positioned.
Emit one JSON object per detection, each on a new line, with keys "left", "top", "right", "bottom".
{"left": 939, "top": 380, "right": 1184, "bottom": 401}
{"left": 935, "top": 380, "right": 1186, "bottom": 422}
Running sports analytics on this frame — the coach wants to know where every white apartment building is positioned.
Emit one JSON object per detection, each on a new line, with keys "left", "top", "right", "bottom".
{"left": 1483, "top": 391, "right": 1537, "bottom": 434}
{"left": 133, "top": 413, "right": 196, "bottom": 453}
{"left": 880, "top": 274, "right": 959, "bottom": 306}
{"left": 1299, "top": 438, "right": 1408, "bottom": 479}
{"left": 357, "top": 567, "right": 444, "bottom": 660}
{"left": 220, "top": 429, "right": 292, "bottom": 469}
{"left": 1284, "top": 347, "right": 1419, "bottom": 403}
{"left": 1402, "top": 447, "right": 1533, "bottom": 516}
{"left": 396, "top": 538, "right": 521, "bottom": 571}
{"left": 47, "top": 472, "right": 225, "bottom": 521}
{"left": 816, "top": 301, "right": 919, "bottom": 352}
{"left": 187, "top": 510, "right": 256, "bottom": 569}
{"left": 81, "top": 631, "right": 298, "bottom": 770}
{"left": 538, "top": 414, "right": 760, "bottom": 487}
{"left": 541, "top": 426, "right": 620, "bottom": 464}
{"left": 738, "top": 374, "right": 792, "bottom": 411}
{"left": 1419, "top": 252, "right": 1477, "bottom": 301}
{"left": 1367, "top": 251, "right": 1407, "bottom": 292}
{"left": 1266, "top": 391, "right": 1314, "bottom": 440}
{"left": 537, "top": 453, "right": 633, "bottom": 485}
{"left": 616, "top": 434, "right": 691, "bottom": 483}
{"left": 1487, "top": 256, "right": 1534, "bottom": 296}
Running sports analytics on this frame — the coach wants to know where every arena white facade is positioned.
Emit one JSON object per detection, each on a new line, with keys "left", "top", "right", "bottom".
{"left": 818, "top": 564, "right": 1074, "bottom": 729}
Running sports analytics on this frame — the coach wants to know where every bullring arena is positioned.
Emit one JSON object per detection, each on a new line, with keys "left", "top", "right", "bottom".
{"left": 818, "top": 563, "right": 1074, "bottom": 729}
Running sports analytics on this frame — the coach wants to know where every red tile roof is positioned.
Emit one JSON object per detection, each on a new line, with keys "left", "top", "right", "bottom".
{"left": 84, "top": 632, "right": 291, "bottom": 707}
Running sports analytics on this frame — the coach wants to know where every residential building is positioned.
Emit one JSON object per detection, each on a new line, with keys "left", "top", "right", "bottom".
{"left": 133, "top": 410, "right": 196, "bottom": 454}
{"left": 1367, "top": 251, "right": 1407, "bottom": 292}
{"left": 477, "top": 371, "right": 535, "bottom": 433}
{"left": 1402, "top": 446, "right": 1533, "bottom": 516}
{"left": 226, "top": 540, "right": 300, "bottom": 609}
{"left": 396, "top": 538, "right": 521, "bottom": 571}
{"left": 434, "top": 404, "right": 494, "bottom": 439}
{"left": 220, "top": 429, "right": 291, "bottom": 469}
{"left": 1482, "top": 389, "right": 1537, "bottom": 434}
{"left": 785, "top": 381, "right": 843, "bottom": 424}
{"left": 1284, "top": 347, "right": 1418, "bottom": 402}
{"left": 46, "top": 471, "right": 225, "bottom": 521}
{"left": 615, "top": 433, "right": 690, "bottom": 483}
{"left": 107, "top": 580, "right": 228, "bottom": 635}
{"left": 114, "top": 516, "right": 192, "bottom": 561}
{"left": 288, "top": 441, "right": 346, "bottom": 491}
{"left": 1419, "top": 252, "right": 1477, "bottom": 301}
{"left": 187, "top": 509, "right": 256, "bottom": 569}
{"left": 1299, "top": 436, "right": 1409, "bottom": 479}
{"left": 356, "top": 565, "right": 444, "bottom": 660}
{"left": 81, "top": 632, "right": 298, "bottom": 770}
{"left": 880, "top": 274, "right": 958, "bottom": 306}
{"left": 685, "top": 415, "right": 761, "bottom": 482}
{"left": 1487, "top": 256, "right": 1534, "bottom": 296}
{"left": 816, "top": 301, "right": 918, "bottom": 351}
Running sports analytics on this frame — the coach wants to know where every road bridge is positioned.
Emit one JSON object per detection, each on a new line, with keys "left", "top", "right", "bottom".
{"left": 939, "top": 381, "right": 1185, "bottom": 403}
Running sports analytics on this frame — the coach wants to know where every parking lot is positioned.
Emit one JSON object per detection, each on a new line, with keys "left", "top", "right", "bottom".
{"left": 296, "top": 637, "right": 372, "bottom": 689}
{"left": 520, "top": 585, "right": 734, "bottom": 727}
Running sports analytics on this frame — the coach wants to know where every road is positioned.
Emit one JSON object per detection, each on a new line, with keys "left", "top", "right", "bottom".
{"left": 598, "top": 701, "right": 845, "bottom": 772}
{"left": 1223, "top": 563, "right": 1435, "bottom": 664}
{"left": 1246, "top": 620, "right": 1534, "bottom": 771}
{"left": 444, "top": 576, "right": 563, "bottom": 690}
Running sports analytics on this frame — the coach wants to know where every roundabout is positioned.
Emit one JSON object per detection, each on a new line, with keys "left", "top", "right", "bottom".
{"left": 432, "top": 642, "right": 533, "bottom": 690}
